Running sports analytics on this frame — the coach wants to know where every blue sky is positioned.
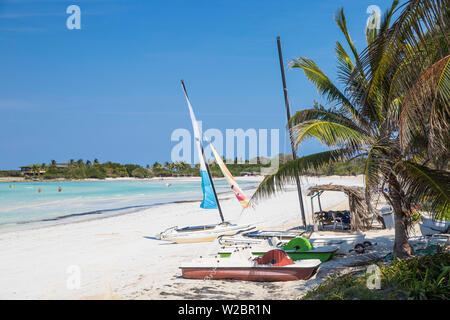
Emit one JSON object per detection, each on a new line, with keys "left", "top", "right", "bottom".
{"left": 0, "top": 0, "right": 398, "bottom": 169}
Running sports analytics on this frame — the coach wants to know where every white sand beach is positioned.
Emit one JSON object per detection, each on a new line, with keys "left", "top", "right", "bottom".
{"left": 0, "top": 175, "right": 397, "bottom": 300}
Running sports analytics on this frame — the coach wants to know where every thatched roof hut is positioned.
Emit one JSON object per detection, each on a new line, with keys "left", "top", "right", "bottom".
{"left": 307, "top": 184, "right": 375, "bottom": 231}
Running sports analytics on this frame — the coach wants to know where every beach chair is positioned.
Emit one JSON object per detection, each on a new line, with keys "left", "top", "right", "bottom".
{"left": 331, "top": 211, "right": 344, "bottom": 230}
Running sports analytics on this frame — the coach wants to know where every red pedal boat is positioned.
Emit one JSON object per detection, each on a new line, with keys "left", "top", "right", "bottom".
{"left": 180, "top": 249, "right": 321, "bottom": 282}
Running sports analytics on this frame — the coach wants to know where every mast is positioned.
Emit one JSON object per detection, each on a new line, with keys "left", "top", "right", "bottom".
{"left": 201, "top": 143, "right": 225, "bottom": 223}
{"left": 276, "top": 36, "right": 307, "bottom": 229}
{"left": 180, "top": 80, "right": 225, "bottom": 223}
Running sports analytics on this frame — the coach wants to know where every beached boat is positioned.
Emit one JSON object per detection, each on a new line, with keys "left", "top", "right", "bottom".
{"left": 218, "top": 237, "right": 337, "bottom": 262}
{"left": 180, "top": 249, "right": 321, "bottom": 281}
{"left": 242, "top": 230, "right": 303, "bottom": 240}
{"left": 219, "top": 231, "right": 368, "bottom": 254}
{"left": 158, "top": 223, "right": 255, "bottom": 243}
{"left": 217, "top": 234, "right": 282, "bottom": 246}
{"left": 219, "top": 237, "right": 339, "bottom": 262}
{"left": 419, "top": 217, "right": 450, "bottom": 236}
{"left": 307, "top": 232, "right": 368, "bottom": 254}
{"left": 157, "top": 81, "right": 254, "bottom": 243}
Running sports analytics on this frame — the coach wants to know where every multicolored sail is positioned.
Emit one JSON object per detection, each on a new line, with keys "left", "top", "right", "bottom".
{"left": 181, "top": 83, "right": 218, "bottom": 210}
{"left": 208, "top": 141, "right": 250, "bottom": 209}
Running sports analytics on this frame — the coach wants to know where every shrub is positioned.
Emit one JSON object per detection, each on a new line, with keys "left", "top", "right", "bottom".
{"left": 303, "top": 253, "right": 450, "bottom": 300}
{"left": 131, "top": 167, "right": 151, "bottom": 178}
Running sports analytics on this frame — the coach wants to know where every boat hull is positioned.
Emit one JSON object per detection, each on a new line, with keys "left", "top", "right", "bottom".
{"left": 165, "top": 234, "right": 229, "bottom": 244}
{"left": 160, "top": 224, "right": 256, "bottom": 244}
{"left": 219, "top": 251, "right": 335, "bottom": 262}
{"left": 309, "top": 233, "right": 366, "bottom": 254}
{"left": 243, "top": 230, "right": 301, "bottom": 240}
{"left": 256, "top": 251, "right": 335, "bottom": 262}
{"left": 181, "top": 266, "right": 318, "bottom": 281}
{"left": 419, "top": 218, "right": 450, "bottom": 236}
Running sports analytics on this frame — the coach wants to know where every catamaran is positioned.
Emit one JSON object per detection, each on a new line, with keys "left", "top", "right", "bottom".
{"left": 156, "top": 80, "right": 255, "bottom": 243}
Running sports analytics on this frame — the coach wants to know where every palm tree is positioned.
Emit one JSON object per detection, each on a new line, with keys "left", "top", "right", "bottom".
{"left": 252, "top": 0, "right": 449, "bottom": 258}
{"left": 164, "top": 161, "right": 173, "bottom": 172}
{"left": 31, "top": 164, "right": 40, "bottom": 178}
{"left": 180, "top": 161, "right": 191, "bottom": 170}
{"left": 40, "top": 163, "right": 47, "bottom": 175}
{"left": 152, "top": 162, "right": 163, "bottom": 170}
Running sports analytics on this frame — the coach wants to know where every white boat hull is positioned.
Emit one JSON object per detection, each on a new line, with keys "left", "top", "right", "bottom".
{"left": 309, "top": 232, "right": 366, "bottom": 254}
{"left": 419, "top": 217, "right": 450, "bottom": 236}
{"left": 158, "top": 223, "right": 256, "bottom": 243}
{"left": 217, "top": 232, "right": 367, "bottom": 254}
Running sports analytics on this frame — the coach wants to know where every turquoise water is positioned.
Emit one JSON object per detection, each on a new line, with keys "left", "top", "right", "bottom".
{"left": 0, "top": 179, "right": 257, "bottom": 232}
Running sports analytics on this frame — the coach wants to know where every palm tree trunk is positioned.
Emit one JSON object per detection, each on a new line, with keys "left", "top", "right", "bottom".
{"left": 388, "top": 174, "right": 413, "bottom": 258}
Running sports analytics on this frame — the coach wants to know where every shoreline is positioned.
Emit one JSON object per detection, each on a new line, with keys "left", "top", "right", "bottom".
{"left": 0, "top": 175, "right": 377, "bottom": 300}
{"left": 0, "top": 174, "right": 362, "bottom": 183}
{"left": 0, "top": 176, "right": 259, "bottom": 183}
{"left": 0, "top": 179, "right": 260, "bottom": 235}
{"left": 0, "top": 175, "right": 364, "bottom": 234}
{"left": 0, "top": 188, "right": 248, "bottom": 235}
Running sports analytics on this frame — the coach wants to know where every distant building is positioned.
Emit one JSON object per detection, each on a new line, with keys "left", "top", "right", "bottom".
{"left": 19, "top": 162, "right": 68, "bottom": 176}
{"left": 19, "top": 166, "right": 32, "bottom": 175}
{"left": 20, "top": 166, "right": 46, "bottom": 176}
{"left": 241, "top": 171, "right": 259, "bottom": 176}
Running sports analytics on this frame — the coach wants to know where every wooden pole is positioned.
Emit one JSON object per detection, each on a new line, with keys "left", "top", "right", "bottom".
{"left": 317, "top": 192, "right": 323, "bottom": 213}
{"left": 276, "top": 36, "right": 307, "bottom": 229}
{"left": 180, "top": 80, "right": 225, "bottom": 223}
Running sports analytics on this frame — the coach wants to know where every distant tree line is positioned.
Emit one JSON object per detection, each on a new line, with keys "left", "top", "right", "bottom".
{"left": 0, "top": 155, "right": 366, "bottom": 180}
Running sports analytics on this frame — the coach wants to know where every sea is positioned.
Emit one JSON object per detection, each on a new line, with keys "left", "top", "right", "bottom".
{"left": 0, "top": 179, "right": 258, "bottom": 233}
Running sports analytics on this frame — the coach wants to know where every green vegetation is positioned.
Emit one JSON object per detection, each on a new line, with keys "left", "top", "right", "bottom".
{"left": 0, "top": 156, "right": 367, "bottom": 180}
{"left": 435, "top": 207, "right": 450, "bottom": 222}
{"left": 303, "top": 253, "right": 450, "bottom": 300}
{"left": 43, "top": 161, "right": 139, "bottom": 179}
{"left": 252, "top": 0, "right": 449, "bottom": 258}
{"left": 0, "top": 170, "right": 22, "bottom": 177}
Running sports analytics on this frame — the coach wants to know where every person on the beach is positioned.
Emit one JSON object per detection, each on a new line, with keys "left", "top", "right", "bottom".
{"left": 58, "top": 186, "right": 62, "bottom": 192}
{"left": 38, "top": 187, "right": 41, "bottom": 193}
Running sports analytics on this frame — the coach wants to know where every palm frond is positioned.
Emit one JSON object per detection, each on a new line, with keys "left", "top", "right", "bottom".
{"left": 379, "top": 0, "right": 400, "bottom": 34}
{"left": 366, "top": 10, "right": 380, "bottom": 46}
{"left": 395, "top": 161, "right": 450, "bottom": 216}
{"left": 364, "top": 145, "right": 381, "bottom": 190}
{"left": 289, "top": 102, "right": 364, "bottom": 134}
{"left": 290, "top": 57, "right": 362, "bottom": 123}
{"left": 399, "top": 55, "right": 450, "bottom": 153}
{"left": 335, "top": 7, "right": 362, "bottom": 68}
{"left": 366, "top": 0, "right": 400, "bottom": 72}
{"left": 292, "top": 120, "right": 371, "bottom": 150}
{"left": 250, "top": 149, "right": 356, "bottom": 204}
{"left": 336, "top": 41, "right": 355, "bottom": 84}
{"left": 353, "top": 0, "right": 449, "bottom": 113}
